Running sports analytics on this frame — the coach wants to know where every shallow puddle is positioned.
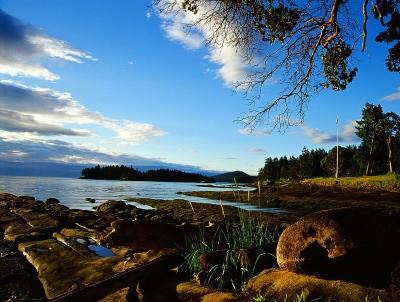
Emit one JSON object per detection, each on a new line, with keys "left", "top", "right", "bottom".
{"left": 88, "top": 244, "right": 115, "bottom": 257}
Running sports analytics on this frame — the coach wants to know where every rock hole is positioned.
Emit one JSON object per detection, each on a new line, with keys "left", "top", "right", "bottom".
{"left": 302, "top": 226, "right": 317, "bottom": 239}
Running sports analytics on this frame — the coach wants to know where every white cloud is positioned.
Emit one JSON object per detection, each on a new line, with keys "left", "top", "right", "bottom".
{"left": 382, "top": 87, "right": 400, "bottom": 101}
{"left": 107, "top": 121, "right": 167, "bottom": 144}
{"left": 238, "top": 128, "right": 271, "bottom": 136}
{"left": 0, "top": 57, "right": 59, "bottom": 81}
{"left": 303, "top": 126, "right": 333, "bottom": 144}
{"left": 249, "top": 148, "right": 265, "bottom": 154}
{"left": 0, "top": 150, "right": 28, "bottom": 158}
{"left": 341, "top": 120, "right": 359, "bottom": 142}
{"left": 161, "top": 18, "right": 203, "bottom": 49}
{"left": 302, "top": 120, "right": 359, "bottom": 144}
{"left": 158, "top": 2, "right": 250, "bottom": 87}
{"left": 0, "top": 81, "right": 167, "bottom": 144}
{"left": 0, "top": 9, "right": 96, "bottom": 81}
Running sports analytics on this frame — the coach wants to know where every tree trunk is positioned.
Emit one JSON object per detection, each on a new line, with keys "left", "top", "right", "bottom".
{"left": 366, "top": 134, "right": 375, "bottom": 175}
{"left": 387, "top": 135, "right": 393, "bottom": 173}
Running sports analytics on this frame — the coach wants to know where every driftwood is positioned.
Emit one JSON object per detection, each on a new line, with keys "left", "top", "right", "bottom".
{"left": 51, "top": 254, "right": 182, "bottom": 302}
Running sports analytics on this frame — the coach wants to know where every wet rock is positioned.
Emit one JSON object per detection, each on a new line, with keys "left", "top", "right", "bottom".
{"left": 0, "top": 193, "right": 37, "bottom": 208}
{"left": 18, "top": 238, "right": 120, "bottom": 299}
{"left": 245, "top": 269, "right": 400, "bottom": 302}
{"left": 46, "top": 197, "right": 60, "bottom": 205}
{"left": 96, "top": 200, "right": 127, "bottom": 214}
{"left": 0, "top": 205, "right": 19, "bottom": 223}
{"left": 86, "top": 197, "right": 96, "bottom": 203}
{"left": 44, "top": 203, "right": 70, "bottom": 221}
{"left": 2, "top": 218, "right": 45, "bottom": 243}
{"left": 176, "top": 282, "right": 238, "bottom": 302}
{"left": 0, "top": 238, "right": 45, "bottom": 301}
{"left": 14, "top": 207, "right": 60, "bottom": 231}
{"left": 276, "top": 207, "right": 400, "bottom": 287}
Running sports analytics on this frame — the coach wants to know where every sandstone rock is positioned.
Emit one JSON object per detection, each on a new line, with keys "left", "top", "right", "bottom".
{"left": 176, "top": 282, "right": 238, "bottom": 302}
{"left": 45, "top": 197, "right": 60, "bottom": 205}
{"left": 245, "top": 269, "right": 400, "bottom": 302}
{"left": 18, "top": 238, "right": 120, "bottom": 299}
{"left": 276, "top": 207, "right": 400, "bottom": 287}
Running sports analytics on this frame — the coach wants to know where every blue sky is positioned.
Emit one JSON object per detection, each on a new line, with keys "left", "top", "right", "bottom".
{"left": 0, "top": 0, "right": 399, "bottom": 175}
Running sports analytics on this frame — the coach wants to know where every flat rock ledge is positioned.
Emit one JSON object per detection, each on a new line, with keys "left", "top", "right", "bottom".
{"left": 0, "top": 193, "right": 185, "bottom": 301}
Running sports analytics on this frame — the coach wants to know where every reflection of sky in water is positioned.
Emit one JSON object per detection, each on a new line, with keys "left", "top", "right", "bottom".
{"left": 88, "top": 244, "right": 115, "bottom": 257}
{"left": 0, "top": 176, "right": 285, "bottom": 213}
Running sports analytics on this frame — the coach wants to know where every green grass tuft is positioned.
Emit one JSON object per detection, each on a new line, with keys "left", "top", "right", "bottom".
{"left": 184, "top": 211, "right": 279, "bottom": 292}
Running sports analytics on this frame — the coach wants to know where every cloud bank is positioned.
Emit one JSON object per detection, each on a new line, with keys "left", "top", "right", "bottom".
{"left": 0, "top": 9, "right": 95, "bottom": 80}
{"left": 0, "top": 81, "right": 166, "bottom": 144}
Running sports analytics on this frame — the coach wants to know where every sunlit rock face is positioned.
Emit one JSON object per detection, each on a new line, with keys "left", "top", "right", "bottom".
{"left": 276, "top": 207, "right": 400, "bottom": 287}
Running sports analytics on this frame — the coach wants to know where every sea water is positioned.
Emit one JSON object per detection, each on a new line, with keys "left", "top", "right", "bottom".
{"left": 0, "top": 176, "right": 285, "bottom": 213}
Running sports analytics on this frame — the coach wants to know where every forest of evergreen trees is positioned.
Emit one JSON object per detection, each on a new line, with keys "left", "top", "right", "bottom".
{"left": 258, "top": 103, "right": 400, "bottom": 181}
{"left": 81, "top": 165, "right": 214, "bottom": 182}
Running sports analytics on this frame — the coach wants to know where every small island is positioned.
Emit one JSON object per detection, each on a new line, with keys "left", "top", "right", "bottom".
{"left": 80, "top": 165, "right": 215, "bottom": 182}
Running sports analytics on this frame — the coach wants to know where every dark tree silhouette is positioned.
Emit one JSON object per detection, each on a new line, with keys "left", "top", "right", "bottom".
{"left": 81, "top": 165, "right": 214, "bottom": 182}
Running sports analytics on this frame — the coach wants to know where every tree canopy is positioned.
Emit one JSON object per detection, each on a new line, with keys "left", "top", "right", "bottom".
{"left": 154, "top": 0, "right": 400, "bottom": 129}
{"left": 258, "top": 103, "right": 400, "bottom": 181}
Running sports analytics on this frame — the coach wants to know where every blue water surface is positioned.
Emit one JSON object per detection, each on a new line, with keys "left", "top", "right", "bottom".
{"left": 0, "top": 176, "right": 284, "bottom": 213}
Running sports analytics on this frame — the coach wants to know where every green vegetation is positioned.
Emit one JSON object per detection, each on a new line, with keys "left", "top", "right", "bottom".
{"left": 184, "top": 212, "right": 278, "bottom": 293}
{"left": 80, "top": 165, "right": 214, "bottom": 182}
{"left": 302, "top": 174, "right": 400, "bottom": 192}
{"left": 258, "top": 103, "right": 400, "bottom": 182}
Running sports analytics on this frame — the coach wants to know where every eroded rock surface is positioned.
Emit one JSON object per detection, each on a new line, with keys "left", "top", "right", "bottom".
{"left": 245, "top": 269, "right": 400, "bottom": 302}
{"left": 0, "top": 193, "right": 183, "bottom": 301}
{"left": 276, "top": 206, "right": 400, "bottom": 287}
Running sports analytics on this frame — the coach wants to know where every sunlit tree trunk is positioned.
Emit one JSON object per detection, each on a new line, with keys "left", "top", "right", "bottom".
{"left": 366, "top": 133, "right": 375, "bottom": 175}
{"left": 387, "top": 135, "right": 393, "bottom": 173}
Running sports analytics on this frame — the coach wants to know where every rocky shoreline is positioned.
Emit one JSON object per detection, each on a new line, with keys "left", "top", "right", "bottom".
{"left": 1, "top": 189, "right": 400, "bottom": 301}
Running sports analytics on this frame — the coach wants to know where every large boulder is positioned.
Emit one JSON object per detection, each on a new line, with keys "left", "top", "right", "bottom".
{"left": 276, "top": 207, "right": 400, "bottom": 287}
{"left": 245, "top": 269, "right": 400, "bottom": 302}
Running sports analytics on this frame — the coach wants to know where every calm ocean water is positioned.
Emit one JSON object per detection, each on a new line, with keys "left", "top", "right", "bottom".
{"left": 0, "top": 176, "right": 284, "bottom": 213}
